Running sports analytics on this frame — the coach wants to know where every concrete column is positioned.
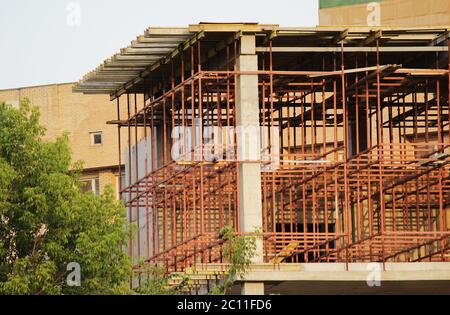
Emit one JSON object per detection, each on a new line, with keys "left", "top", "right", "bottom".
{"left": 236, "top": 35, "right": 264, "bottom": 295}
{"left": 98, "top": 170, "right": 116, "bottom": 195}
{"left": 241, "top": 282, "right": 265, "bottom": 295}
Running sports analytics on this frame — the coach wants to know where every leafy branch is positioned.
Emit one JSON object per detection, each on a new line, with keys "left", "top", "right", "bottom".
{"left": 210, "top": 226, "right": 258, "bottom": 295}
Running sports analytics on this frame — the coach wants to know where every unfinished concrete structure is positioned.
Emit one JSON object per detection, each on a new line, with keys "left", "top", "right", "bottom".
{"left": 75, "top": 23, "right": 450, "bottom": 294}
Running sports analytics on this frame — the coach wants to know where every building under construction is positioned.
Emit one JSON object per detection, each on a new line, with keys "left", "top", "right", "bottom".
{"left": 75, "top": 23, "right": 450, "bottom": 294}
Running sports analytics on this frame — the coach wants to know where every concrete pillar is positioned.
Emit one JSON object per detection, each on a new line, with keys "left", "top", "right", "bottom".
{"left": 98, "top": 170, "right": 116, "bottom": 195}
{"left": 236, "top": 35, "right": 264, "bottom": 295}
{"left": 241, "top": 282, "right": 265, "bottom": 295}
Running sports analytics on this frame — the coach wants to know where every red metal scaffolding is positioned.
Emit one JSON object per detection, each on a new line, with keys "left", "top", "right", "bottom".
{"left": 77, "top": 25, "right": 450, "bottom": 273}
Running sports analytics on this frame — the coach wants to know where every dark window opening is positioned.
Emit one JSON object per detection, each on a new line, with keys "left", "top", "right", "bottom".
{"left": 91, "top": 131, "right": 103, "bottom": 145}
{"left": 275, "top": 223, "right": 336, "bottom": 263}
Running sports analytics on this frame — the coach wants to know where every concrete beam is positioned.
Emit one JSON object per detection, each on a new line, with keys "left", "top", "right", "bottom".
{"left": 236, "top": 262, "right": 450, "bottom": 282}
{"left": 241, "top": 282, "right": 265, "bottom": 295}
{"left": 256, "top": 46, "right": 449, "bottom": 53}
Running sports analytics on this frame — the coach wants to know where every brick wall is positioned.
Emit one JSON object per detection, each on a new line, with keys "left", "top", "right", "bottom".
{"left": 0, "top": 83, "right": 129, "bottom": 198}
{"left": 319, "top": 0, "right": 450, "bottom": 27}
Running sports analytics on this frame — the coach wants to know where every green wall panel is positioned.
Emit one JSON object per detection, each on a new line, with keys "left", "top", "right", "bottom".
{"left": 319, "top": 0, "right": 382, "bottom": 9}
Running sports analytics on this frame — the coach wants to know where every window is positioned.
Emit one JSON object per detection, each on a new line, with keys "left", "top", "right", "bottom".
{"left": 6, "top": 100, "right": 19, "bottom": 109}
{"left": 90, "top": 131, "right": 103, "bottom": 145}
{"left": 81, "top": 178, "right": 100, "bottom": 195}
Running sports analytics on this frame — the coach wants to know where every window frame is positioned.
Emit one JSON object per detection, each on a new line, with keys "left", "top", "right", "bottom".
{"left": 80, "top": 177, "right": 100, "bottom": 195}
{"left": 90, "top": 131, "right": 103, "bottom": 146}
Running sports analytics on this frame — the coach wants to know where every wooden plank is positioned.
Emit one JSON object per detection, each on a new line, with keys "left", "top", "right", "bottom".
{"left": 270, "top": 242, "right": 299, "bottom": 264}
{"left": 189, "top": 23, "right": 278, "bottom": 33}
{"left": 137, "top": 35, "right": 191, "bottom": 43}
{"left": 428, "top": 31, "right": 450, "bottom": 46}
{"left": 308, "top": 65, "right": 392, "bottom": 78}
{"left": 332, "top": 29, "right": 348, "bottom": 44}
{"left": 115, "top": 55, "right": 162, "bottom": 61}
{"left": 145, "top": 27, "right": 191, "bottom": 36}
{"left": 358, "top": 29, "right": 382, "bottom": 46}
{"left": 131, "top": 41, "right": 180, "bottom": 49}
{"left": 122, "top": 47, "right": 174, "bottom": 55}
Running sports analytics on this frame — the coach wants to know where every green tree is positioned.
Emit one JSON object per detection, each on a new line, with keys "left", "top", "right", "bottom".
{"left": 0, "top": 99, "right": 132, "bottom": 295}
{"left": 210, "top": 226, "right": 257, "bottom": 295}
{"left": 135, "top": 264, "right": 189, "bottom": 295}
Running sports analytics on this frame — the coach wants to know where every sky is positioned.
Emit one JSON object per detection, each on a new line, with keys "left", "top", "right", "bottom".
{"left": 0, "top": 0, "right": 319, "bottom": 90}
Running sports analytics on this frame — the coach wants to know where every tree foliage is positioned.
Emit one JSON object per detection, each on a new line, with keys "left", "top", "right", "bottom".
{"left": 0, "top": 99, "right": 132, "bottom": 294}
{"left": 0, "top": 99, "right": 260, "bottom": 295}
{"left": 210, "top": 226, "right": 257, "bottom": 295}
{"left": 134, "top": 264, "right": 189, "bottom": 295}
